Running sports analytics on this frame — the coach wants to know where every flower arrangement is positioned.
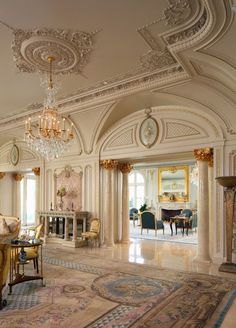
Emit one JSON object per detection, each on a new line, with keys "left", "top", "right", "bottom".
{"left": 57, "top": 186, "right": 67, "bottom": 198}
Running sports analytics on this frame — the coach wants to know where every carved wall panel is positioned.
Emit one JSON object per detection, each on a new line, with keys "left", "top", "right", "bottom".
{"left": 104, "top": 127, "right": 136, "bottom": 152}
{"left": 55, "top": 165, "right": 82, "bottom": 211}
{"left": 165, "top": 121, "right": 200, "bottom": 139}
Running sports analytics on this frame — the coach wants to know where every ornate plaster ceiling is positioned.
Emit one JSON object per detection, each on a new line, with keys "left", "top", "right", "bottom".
{"left": 0, "top": 0, "right": 236, "bottom": 147}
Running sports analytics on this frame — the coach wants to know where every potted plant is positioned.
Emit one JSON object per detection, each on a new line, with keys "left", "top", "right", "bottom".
{"left": 139, "top": 203, "right": 147, "bottom": 212}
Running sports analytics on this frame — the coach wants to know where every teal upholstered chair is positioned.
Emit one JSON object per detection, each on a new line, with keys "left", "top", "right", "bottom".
{"left": 141, "top": 211, "right": 164, "bottom": 236}
{"left": 129, "top": 208, "right": 138, "bottom": 227}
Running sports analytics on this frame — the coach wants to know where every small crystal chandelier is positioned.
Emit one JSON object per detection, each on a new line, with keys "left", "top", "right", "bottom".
{"left": 24, "top": 56, "right": 74, "bottom": 160}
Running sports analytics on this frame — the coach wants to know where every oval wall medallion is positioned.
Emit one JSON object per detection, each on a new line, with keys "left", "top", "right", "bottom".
{"left": 139, "top": 108, "right": 159, "bottom": 148}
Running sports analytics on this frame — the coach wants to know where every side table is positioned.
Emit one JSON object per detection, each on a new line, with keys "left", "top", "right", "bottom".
{"left": 8, "top": 240, "right": 44, "bottom": 294}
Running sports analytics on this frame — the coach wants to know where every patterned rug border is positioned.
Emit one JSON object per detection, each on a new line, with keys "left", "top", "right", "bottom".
{"left": 213, "top": 289, "right": 236, "bottom": 327}
{"left": 42, "top": 252, "right": 236, "bottom": 283}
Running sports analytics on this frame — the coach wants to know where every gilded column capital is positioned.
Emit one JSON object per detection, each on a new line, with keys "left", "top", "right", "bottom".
{"left": 32, "top": 167, "right": 40, "bottom": 176}
{"left": 208, "top": 156, "right": 214, "bottom": 167}
{"left": 118, "top": 162, "right": 133, "bottom": 174}
{"left": 194, "top": 148, "right": 213, "bottom": 162}
{"left": 100, "top": 159, "right": 118, "bottom": 170}
{"left": 0, "top": 172, "right": 5, "bottom": 179}
{"left": 13, "top": 173, "right": 24, "bottom": 181}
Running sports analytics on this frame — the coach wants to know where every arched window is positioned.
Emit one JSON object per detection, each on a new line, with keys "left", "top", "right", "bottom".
{"left": 128, "top": 172, "right": 145, "bottom": 209}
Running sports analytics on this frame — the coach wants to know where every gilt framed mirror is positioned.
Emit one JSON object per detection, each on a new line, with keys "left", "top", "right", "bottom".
{"left": 158, "top": 166, "right": 189, "bottom": 202}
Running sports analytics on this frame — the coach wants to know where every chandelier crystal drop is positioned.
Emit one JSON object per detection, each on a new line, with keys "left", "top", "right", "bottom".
{"left": 24, "top": 56, "right": 74, "bottom": 160}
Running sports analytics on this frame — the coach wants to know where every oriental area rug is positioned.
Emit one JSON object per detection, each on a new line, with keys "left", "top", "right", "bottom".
{"left": 0, "top": 252, "right": 235, "bottom": 328}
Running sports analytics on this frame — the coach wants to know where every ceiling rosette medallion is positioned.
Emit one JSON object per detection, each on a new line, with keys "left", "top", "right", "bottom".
{"left": 12, "top": 27, "right": 97, "bottom": 74}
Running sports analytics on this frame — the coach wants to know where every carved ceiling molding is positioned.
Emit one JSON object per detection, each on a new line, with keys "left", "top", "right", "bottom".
{"left": 12, "top": 27, "right": 97, "bottom": 74}
{"left": 140, "top": 50, "right": 176, "bottom": 71}
{"left": 0, "top": 0, "right": 222, "bottom": 129}
{"left": 0, "top": 65, "right": 188, "bottom": 129}
{"left": 137, "top": 0, "right": 209, "bottom": 73}
{"left": 163, "top": 0, "right": 193, "bottom": 27}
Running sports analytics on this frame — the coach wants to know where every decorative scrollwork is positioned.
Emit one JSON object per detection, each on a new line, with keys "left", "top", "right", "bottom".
{"left": 140, "top": 49, "right": 176, "bottom": 71}
{"left": 163, "top": 0, "right": 192, "bottom": 27}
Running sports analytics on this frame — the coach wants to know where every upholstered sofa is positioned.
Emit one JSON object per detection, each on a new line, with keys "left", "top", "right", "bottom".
{"left": 0, "top": 216, "right": 20, "bottom": 309}
{"left": 0, "top": 216, "right": 21, "bottom": 242}
{"left": 0, "top": 244, "right": 10, "bottom": 309}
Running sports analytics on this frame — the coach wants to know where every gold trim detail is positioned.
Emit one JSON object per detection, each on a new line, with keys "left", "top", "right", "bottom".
{"left": 208, "top": 156, "right": 214, "bottom": 167}
{"left": 118, "top": 163, "right": 133, "bottom": 174}
{"left": 0, "top": 172, "right": 5, "bottom": 179}
{"left": 13, "top": 174, "right": 24, "bottom": 181}
{"left": 100, "top": 160, "right": 118, "bottom": 170}
{"left": 194, "top": 148, "right": 213, "bottom": 162}
{"left": 32, "top": 167, "right": 40, "bottom": 176}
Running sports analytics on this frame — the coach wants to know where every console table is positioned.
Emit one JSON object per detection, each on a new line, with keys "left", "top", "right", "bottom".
{"left": 38, "top": 210, "right": 89, "bottom": 247}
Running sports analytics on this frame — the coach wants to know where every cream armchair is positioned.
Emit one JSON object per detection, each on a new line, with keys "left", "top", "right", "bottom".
{"left": 81, "top": 218, "right": 101, "bottom": 247}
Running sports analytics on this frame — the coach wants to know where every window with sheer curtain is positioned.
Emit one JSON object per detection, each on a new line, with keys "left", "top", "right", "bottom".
{"left": 128, "top": 172, "right": 145, "bottom": 209}
{"left": 20, "top": 174, "right": 36, "bottom": 225}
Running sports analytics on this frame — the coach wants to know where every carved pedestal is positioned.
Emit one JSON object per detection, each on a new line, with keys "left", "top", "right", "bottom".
{"left": 216, "top": 177, "right": 236, "bottom": 273}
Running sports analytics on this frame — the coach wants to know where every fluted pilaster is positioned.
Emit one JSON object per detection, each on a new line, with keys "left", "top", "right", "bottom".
{"left": 118, "top": 163, "right": 133, "bottom": 243}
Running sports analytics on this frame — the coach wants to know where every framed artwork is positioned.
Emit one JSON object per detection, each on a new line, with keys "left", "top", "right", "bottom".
{"left": 140, "top": 116, "right": 159, "bottom": 148}
{"left": 158, "top": 165, "right": 189, "bottom": 202}
{"left": 10, "top": 144, "right": 19, "bottom": 166}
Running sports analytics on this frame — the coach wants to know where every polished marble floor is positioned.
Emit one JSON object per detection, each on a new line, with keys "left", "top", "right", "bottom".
{"left": 44, "top": 237, "right": 236, "bottom": 327}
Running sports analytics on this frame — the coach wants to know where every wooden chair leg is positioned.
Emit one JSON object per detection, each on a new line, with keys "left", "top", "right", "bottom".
{"left": 36, "top": 258, "right": 39, "bottom": 274}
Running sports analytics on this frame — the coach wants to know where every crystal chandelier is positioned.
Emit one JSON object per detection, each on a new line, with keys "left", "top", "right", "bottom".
{"left": 24, "top": 56, "right": 74, "bottom": 160}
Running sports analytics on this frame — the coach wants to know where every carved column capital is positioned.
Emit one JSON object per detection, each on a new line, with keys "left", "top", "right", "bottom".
{"left": 194, "top": 148, "right": 213, "bottom": 162}
{"left": 208, "top": 156, "right": 214, "bottom": 167}
{"left": 0, "top": 172, "right": 5, "bottom": 179}
{"left": 13, "top": 173, "right": 24, "bottom": 181}
{"left": 118, "top": 162, "right": 133, "bottom": 174}
{"left": 32, "top": 167, "right": 40, "bottom": 176}
{"left": 100, "top": 159, "right": 118, "bottom": 170}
